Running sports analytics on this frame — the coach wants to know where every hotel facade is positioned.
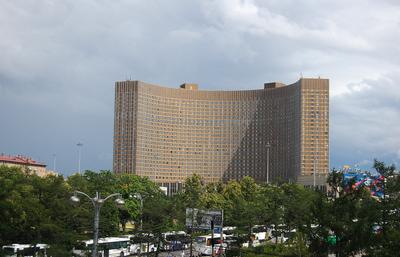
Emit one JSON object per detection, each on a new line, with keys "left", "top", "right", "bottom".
{"left": 113, "top": 78, "right": 329, "bottom": 191}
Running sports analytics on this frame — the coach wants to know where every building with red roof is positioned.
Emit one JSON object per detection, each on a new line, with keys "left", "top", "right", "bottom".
{"left": 0, "top": 154, "right": 56, "bottom": 177}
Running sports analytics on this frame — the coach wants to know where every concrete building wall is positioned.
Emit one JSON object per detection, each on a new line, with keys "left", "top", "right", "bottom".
{"left": 113, "top": 78, "right": 329, "bottom": 185}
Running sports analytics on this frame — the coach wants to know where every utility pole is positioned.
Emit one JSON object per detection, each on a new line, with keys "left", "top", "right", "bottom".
{"left": 52, "top": 154, "right": 56, "bottom": 171}
{"left": 211, "top": 219, "right": 214, "bottom": 257}
{"left": 313, "top": 158, "right": 316, "bottom": 188}
{"left": 77, "top": 142, "right": 83, "bottom": 174}
{"left": 134, "top": 193, "right": 144, "bottom": 256}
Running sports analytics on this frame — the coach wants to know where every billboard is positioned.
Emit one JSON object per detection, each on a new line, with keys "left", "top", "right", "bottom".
{"left": 186, "top": 208, "right": 223, "bottom": 230}
{"left": 343, "top": 172, "right": 384, "bottom": 198}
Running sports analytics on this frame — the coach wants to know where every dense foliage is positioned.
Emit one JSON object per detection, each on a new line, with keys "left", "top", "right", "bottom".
{"left": 0, "top": 160, "right": 399, "bottom": 256}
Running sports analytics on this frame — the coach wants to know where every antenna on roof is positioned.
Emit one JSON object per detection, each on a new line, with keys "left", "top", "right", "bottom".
{"left": 300, "top": 72, "right": 303, "bottom": 78}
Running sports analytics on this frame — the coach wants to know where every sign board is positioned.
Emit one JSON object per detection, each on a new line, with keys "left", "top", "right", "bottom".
{"left": 186, "top": 208, "right": 223, "bottom": 230}
{"left": 327, "top": 235, "right": 337, "bottom": 246}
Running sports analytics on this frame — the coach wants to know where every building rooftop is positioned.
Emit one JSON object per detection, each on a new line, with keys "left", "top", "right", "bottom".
{"left": 0, "top": 154, "right": 46, "bottom": 167}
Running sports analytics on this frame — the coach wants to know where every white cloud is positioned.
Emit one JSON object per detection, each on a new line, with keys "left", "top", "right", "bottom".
{"left": 202, "top": 0, "right": 372, "bottom": 50}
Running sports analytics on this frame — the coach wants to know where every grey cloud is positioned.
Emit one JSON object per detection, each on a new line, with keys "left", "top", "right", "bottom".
{"left": 331, "top": 73, "right": 400, "bottom": 169}
{"left": 0, "top": 0, "right": 399, "bottom": 174}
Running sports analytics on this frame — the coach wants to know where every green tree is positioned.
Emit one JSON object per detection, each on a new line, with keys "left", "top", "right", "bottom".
{"left": 222, "top": 177, "right": 263, "bottom": 248}
{"left": 259, "top": 184, "right": 284, "bottom": 245}
{"left": 309, "top": 169, "right": 380, "bottom": 257}
{"left": 366, "top": 160, "right": 400, "bottom": 256}
{"left": 0, "top": 166, "right": 78, "bottom": 256}
{"left": 117, "top": 174, "right": 163, "bottom": 232}
{"left": 181, "top": 174, "right": 205, "bottom": 209}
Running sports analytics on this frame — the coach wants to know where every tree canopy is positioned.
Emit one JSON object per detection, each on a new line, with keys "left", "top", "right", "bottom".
{"left": 1, "top": 160, "right": 399, "bottom": 257}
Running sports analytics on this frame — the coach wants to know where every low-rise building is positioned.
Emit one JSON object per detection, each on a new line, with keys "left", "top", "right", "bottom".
{"left": 0, "top": 154, "right": 56, "bottom": 177}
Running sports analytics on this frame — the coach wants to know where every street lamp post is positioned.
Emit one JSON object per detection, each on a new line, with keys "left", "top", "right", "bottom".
{"left": 313, "top": 157, "right": 316, "bottom": 188}
{"left": 77, "top": 143, "right": 83, "bottom": 174}
{"left": 52, "top": 154, "right": 57, "bottom": 171}
{"left": 71, "top": 191, "right": 124, "bottom": 257}
{"left": 134, "top": 193, "right": 144, "bottom": 230}
{"left": 266, "top": 142, "right": 271, "bottom": 184}
{"left": 134, "top": 193, "right": 144, "bottom": 256}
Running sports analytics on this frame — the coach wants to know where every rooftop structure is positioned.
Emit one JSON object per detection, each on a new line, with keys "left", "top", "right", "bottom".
{"left": 0, "top": 154, "right": 46, "bottom": 167}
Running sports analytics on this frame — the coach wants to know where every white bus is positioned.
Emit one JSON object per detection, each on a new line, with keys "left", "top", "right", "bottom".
{"left": 161, "top": 231, "right": 188, "bottom": 251}
{"left": 2, "top": 244, "right": 49, "bottom": 257}
{"left": 251, "top": 225, "right": 270, "bottom": 242}
{"left": 73, "top": 237, "right": 130, "bottom": 257}
{"left": 222, "top": 226, "right": 237, "bottom": 248}
{"left": 124, "top": 234, "right": 157, "bottom": 254}
{"left": 270, "top": 229, "right": 296, "bottom": 244}
{"left": 193, "top": 234, "right": 226, "bottom": 256}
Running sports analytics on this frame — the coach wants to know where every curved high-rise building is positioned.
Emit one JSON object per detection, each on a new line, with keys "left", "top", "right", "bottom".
{"left": 113, "top": 78, "right": 329, "bottom": 191}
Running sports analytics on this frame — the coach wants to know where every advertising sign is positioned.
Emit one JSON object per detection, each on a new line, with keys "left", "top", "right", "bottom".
{"left": 186, "top": 208, "right": 223, "bottom": 230}
{"left": 343, "top": 172, "right": 384, "bottom": 198}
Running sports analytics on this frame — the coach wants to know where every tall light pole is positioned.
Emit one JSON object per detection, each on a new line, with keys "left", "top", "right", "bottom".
{"left": 71, "top": 191, "right": 124, "bottom": 257}
{"left": 134, "top": 193, "right": 144, "bottom": 230}
{"left": 313, "top": 157, "right": 316, "bottom": 188}
{"left": 266, "top": 142, "right": 271, "bottom": 184}
{"left": 77, "top": 143, "right": 83, "bottom": 174}
{"left": 134, "top": 193, "right": 144, "bottom": 256}
{"left": 52, "top": 154, "right": 57, "bottom": 171}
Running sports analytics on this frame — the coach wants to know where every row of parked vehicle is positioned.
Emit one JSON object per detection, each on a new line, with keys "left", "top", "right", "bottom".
{"left": 72, "top": 231, "right": 190, "bottom": 257}
{"left": 193, "top": 225, "right": 298, "bottom": 255}
{"left": 2, "top": 226, "right": 297, "bottom": 257}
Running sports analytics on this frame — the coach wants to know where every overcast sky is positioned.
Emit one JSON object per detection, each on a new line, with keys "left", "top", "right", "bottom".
{"left": 1, "top": 0, "right": 399, "bottom": 176}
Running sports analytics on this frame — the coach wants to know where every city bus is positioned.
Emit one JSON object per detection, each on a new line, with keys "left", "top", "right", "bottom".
{"left": 72, "top": 237, "right": 130, "bottom": 257}
{"left": 251, "top": 225, "right": 270, "bottom": 242}
{"left": 193, "top": 234, "right": 226, "bottom": 256}
{"left": 2, "top": 244, "right": 49, "bottom": 257}
{"left": 222, "top": 226, "right": 237, "bottom": 248}
{"left": 125, "top": 234, "right": 157, "bottom": 254}
{"left": 161, "top": 231, "right": 189, "bottom": 251}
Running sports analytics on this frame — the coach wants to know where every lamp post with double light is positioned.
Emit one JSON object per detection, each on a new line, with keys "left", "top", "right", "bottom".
{"left": 71, "top": 191, "right": 125, "bottom": 257}
{"left": 133, "top": 193, "right": 144, "bottom": 230}
{"left": 133, "top": 193, "right": 144, "bottom": 256}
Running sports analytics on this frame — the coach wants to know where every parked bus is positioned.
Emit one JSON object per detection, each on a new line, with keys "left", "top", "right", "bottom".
{"left": 193, "top": 234, "right": 226, "bottom": 256}
{"left": 161, "top": 231, "right": 189, "bottom": 251}
{"left": 222, "top": 227, "right": 237, "bottom": 248}
{"left": 270, "top": 229, "right": 296, "bottom": 244}
{"left": 2, "top": 244, "right": 49, "bottom": 257}
{"left": 126, "top": 234, "right": 157, "bottom": 254}
{"left": 251, "top": 225, "right": 270, "bottom": 242}
{"left": 72, "top": 237, "right": 130, "bottom": 257}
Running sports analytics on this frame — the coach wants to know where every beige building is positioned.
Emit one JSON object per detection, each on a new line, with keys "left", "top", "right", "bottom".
{"left": 0, "top": 154, "right": 56, "bottom": 177}
{"left": 113, "top": 78, "right": 329, "bottom": 190}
